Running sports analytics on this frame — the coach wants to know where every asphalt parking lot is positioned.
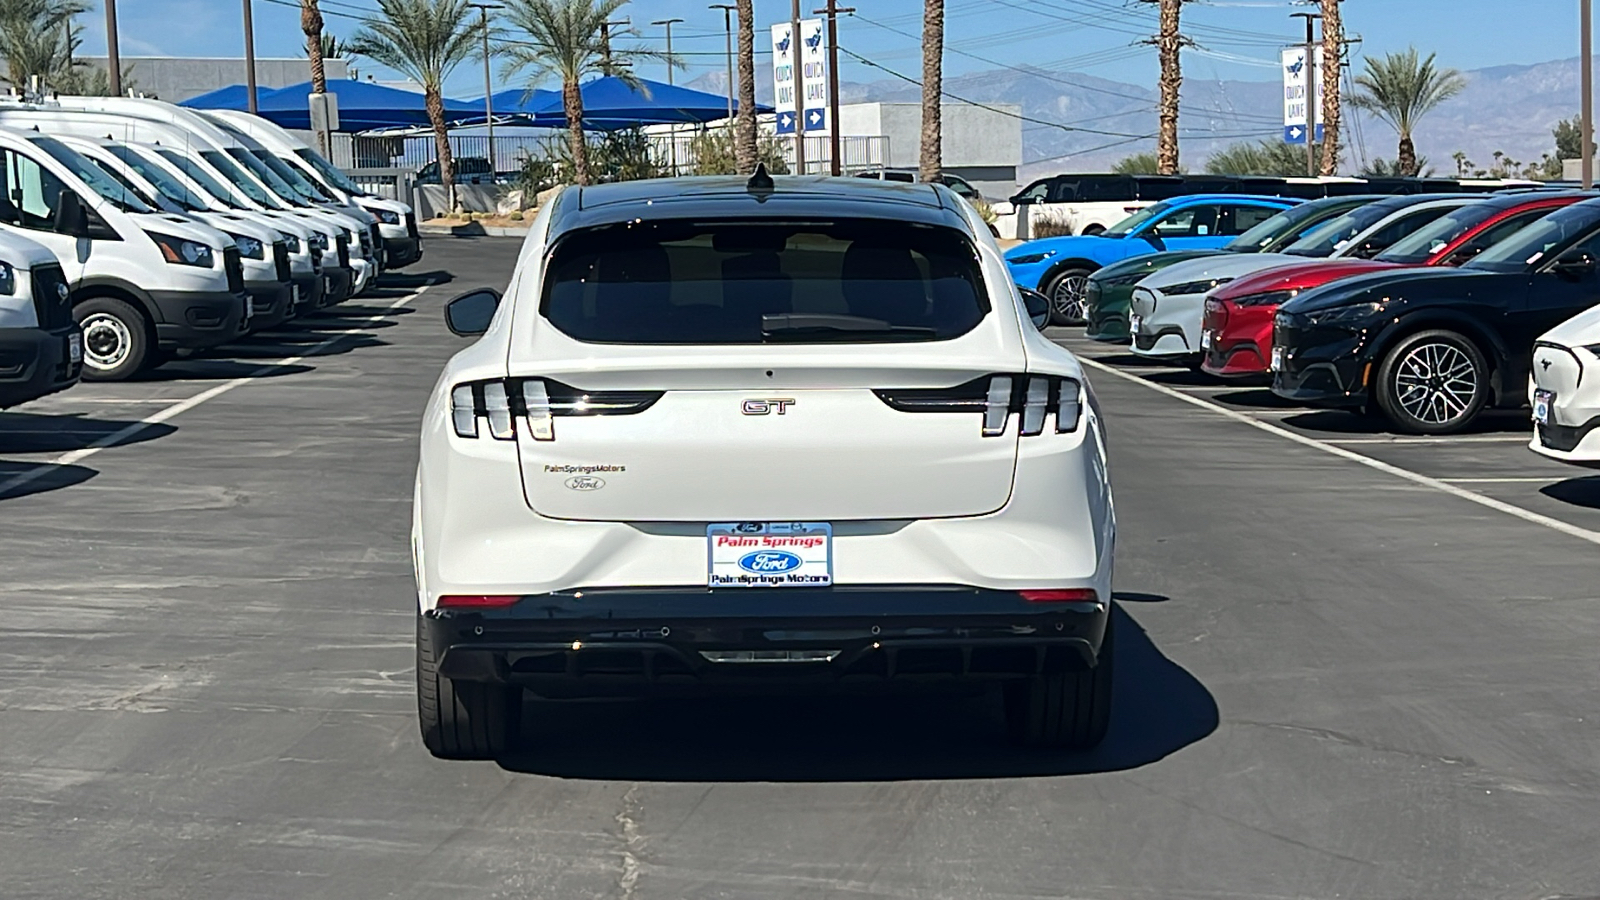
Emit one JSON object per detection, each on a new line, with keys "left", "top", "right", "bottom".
{"left": 3, "top": 236, "right": 1599, "bottom": 899}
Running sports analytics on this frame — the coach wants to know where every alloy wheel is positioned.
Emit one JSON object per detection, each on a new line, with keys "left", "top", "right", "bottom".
{"left": 80, "top": 312, "right": 132, "bottom": 372}
{"left": 1393, "top": 341, "right": 1477, "bottom": 426}
{"left": 1051, "top": 274, "right": 1090, "bottom": 321}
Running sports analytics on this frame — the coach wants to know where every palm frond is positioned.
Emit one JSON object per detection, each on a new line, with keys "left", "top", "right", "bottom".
{"left": 347, "top": 0, "right": 478, "bottom": 90}
{"left": 1350, "top": 46, "right": 1467, "bottom": 135}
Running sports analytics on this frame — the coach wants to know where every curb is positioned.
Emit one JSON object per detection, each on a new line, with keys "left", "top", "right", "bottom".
{"left": 418, "top": 223, "right": 533, "bottom": 238}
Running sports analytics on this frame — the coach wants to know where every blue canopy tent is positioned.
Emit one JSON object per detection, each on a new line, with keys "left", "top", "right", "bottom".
{"left": 181, "top": 79, "right": 480, "bottom": 133}
{"left": 181, "top": 83, "right": 280, "bottom": 110}
{"left": 527, "top": 76, "right": 768, "bottom": 128}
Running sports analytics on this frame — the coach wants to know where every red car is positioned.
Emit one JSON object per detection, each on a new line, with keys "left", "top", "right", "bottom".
{"left": 1200, "top": 192, "right": 1590, "bottom": 379}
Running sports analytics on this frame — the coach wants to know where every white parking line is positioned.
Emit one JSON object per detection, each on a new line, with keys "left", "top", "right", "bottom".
{"left": 1324, "top": 435, "right": 1532, "bottom": 444}
{"left": 1441, "top": 477, "right": 1565, "bottom": 484}
{"left": 1079, "top": 357, "right": 1600, "bottom": 548}
{"left": 0, "top": 286, "right": 429, "bottom": 498}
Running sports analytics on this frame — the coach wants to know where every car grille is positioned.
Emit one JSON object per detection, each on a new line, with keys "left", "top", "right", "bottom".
{"left": 336, "top": 233, "right": 350, "bottom": 268}
{"left": 222, "top": 246, "right": 244, "bottom": 293}
{"left": 29, "top": 263, "right": 73, "bottom": 330}
{"left": 272, "top": 241, "right": 291, "bottom": 282}
{"left": 405, "top": 212, "right": 418, "bottom": 238}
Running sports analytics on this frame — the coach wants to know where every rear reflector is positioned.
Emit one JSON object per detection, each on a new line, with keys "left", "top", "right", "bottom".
{"left": 1020, "top": 589, "right": 1100, "bottom": 604}
{"left": 438, "top": 594, "right": 521, "bottom": 609}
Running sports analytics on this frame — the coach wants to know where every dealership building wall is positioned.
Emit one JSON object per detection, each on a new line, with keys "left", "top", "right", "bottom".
{"left": 837, "top": 102, "right": 1023, "bottom": 196}
{"left": 79, "top": 57, "right": 348, "bottom": 104}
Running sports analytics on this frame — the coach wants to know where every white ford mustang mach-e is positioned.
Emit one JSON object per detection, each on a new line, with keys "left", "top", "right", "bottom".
{"left": 412, "top": 172, "right": 1117, "bottom": 758}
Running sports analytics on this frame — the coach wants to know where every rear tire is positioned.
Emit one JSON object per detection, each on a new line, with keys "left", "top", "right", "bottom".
{"left": 1374, "top": 329, "right": 1489, "bottom": 435}
{"left": 1045, "top": 267, "right": 1095, "bottom": 326}
{"left": 76, "top": 296, "right": 153, "bottom": 381}
{"left": 417, "top": 617, "right": 522, "bottom": 759}
{"left": 1005, "top": 611, "right": 1114, "bottom": 749}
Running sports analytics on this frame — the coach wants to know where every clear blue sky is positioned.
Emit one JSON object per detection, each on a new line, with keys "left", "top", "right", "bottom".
{"left": 72, "top": 0, "right": 1589, "bottom": 97}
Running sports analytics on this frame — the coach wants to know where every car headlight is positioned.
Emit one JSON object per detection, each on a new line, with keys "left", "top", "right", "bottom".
{"left": 1162, "top": 277, "right": 1233, "bottom": 296}
{"left": 228, "top": 233, "right": 265, "bottom": 260}
{"left": 278, "top": 232, "right": 301, "bottom": 254}
{"left": 149, "top": 232, "right": 214, "bottom": 268}
{"left": 1007, "top": 250, "right": 1058, "bottom": 266}
{"left": 376, "top": 209, "right": 401, "bottom": 225}
{"left": 1306, "top": 301, "right": 1385, "bottom": 325}
{"left": 1098, "top": 270, "right": 1151, "bottom": 287}
{"left": 1232, "top": 289, "right": 1298, "bottom": 308}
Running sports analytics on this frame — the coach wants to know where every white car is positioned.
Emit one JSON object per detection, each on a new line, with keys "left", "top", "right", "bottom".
{"left": 1129, "top": 195, "right": 1478, "bottom": 364}
{"left": 412, "top": 174, "right": 1118, "bottom": 758}
{"left": 1531, "top": 304, "right": 1600, "bottom": 464}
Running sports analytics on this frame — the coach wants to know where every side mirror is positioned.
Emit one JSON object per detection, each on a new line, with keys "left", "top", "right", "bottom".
{"left": 53, "top": 191, "right": 89, "bottom": 237}
{"left": 1020, "top": 287, "right": 1051, "bottom": 329}
{"left": 445, "top": 288, "right": 502, "bottom": 336}
{"left": 1554, "top": 251, "right": 1597, "bottom": 279}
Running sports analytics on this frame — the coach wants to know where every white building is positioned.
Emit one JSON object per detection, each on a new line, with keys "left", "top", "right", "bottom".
{"left": 838, "top": 102, "right": 1023, "bottom": 197}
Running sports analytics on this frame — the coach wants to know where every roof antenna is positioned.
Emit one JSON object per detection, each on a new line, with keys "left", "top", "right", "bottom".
{"left": 746, "top": 163, "right": 775, "bottom": 194}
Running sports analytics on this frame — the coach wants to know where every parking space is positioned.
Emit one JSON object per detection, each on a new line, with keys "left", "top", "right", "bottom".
{"left": 4, "top": 237, "right": 1600, "bottom": 899}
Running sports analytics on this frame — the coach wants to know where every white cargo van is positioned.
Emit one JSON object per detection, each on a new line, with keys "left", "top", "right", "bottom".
{"left": 204, "top": 109, "right": 422, "bottom": 269}
{"left": 0, "top": 127, "right": 246, "bottom": 380}
{"left": 0, "top": 229, "right": 80, "bottom": 407}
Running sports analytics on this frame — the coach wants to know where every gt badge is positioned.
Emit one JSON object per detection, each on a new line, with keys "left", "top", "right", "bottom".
{"left": 741, "top": 398, "right": 796, "bottom": 415}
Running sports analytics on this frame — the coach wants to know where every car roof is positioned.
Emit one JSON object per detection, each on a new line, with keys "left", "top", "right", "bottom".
{"left": 551, "top": 174, "right": 969, "bottom": 236}
{"left": 1154, "top": 193, "right": 1299, "bottom": 206}
{"left": 1471, "top": 189, "right": 1597, "bottom": 210}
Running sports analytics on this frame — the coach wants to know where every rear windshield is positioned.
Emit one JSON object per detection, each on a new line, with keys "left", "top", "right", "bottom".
{"left": 543, "top": 220, "right": 989, "bottom": 344}
{"left": 1283, "top": 203, "right": 1401, "bottom": 257}
{"left": 1375, "top": 204, "right": 1499, "bottom": 264}
{"left": 1223, "top": 198, "right": 1366, "bottom": 253}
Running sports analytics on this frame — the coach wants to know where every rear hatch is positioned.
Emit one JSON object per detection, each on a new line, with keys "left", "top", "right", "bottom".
{"left": 505, "top": 214, "right": 1026, "bottom": 522}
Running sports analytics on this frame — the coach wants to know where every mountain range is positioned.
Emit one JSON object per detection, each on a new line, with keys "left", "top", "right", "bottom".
{"left": 689, "top": 54, "right": 1591, "bottom": 182}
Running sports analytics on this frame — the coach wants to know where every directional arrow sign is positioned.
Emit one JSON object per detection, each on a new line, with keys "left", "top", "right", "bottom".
{"left": 806, "top": 108, "right": 826, "bottom": 129}
{"left": 776, "top": 110, "right": 797, "bottom": 135}
{"left": 1282, "top": 46, "right": 1327, "bottom": 145}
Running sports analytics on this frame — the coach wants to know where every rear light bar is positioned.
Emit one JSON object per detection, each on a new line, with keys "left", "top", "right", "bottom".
{"left": 875, "top": 374, "right": 1082, "bottom": 437}
{"left": 438, "top": 594, "right": 521, "bottom": 608}
{"left": 1020, "top": 588, "right": 1100, "bottom": 604}
{"left": 451, "top": 378, "right": 662, "bottom": 441}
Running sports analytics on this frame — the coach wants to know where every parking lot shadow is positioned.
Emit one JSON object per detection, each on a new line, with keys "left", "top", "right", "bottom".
{"left": 1541, "top": 476, "right": 1600, "bottom": 508}
{"left": 1211, "top": 387, "right": 1297, "bottom": 410}
{"left": 0, "top": 460, "right": 96, "bottom": 501}
{"left": 497, "top": 604, "right": 1217, "bottom": 782}
{"left": 0, "top": 412, "right": 174, "bottom": 453}
{"left": 1282, "top": 408, "right": 1533, "bottom": 436}
{"left": 129, "top": 359, "right": 316, "bottom": 381}
{"left": 377, "top": 270, "right": 452, "bottom": 291}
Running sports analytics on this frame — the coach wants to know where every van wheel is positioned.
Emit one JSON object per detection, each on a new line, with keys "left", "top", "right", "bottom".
{"left": 1045, "top": 267, "right": 1095, "bottom": 325}
{"left": 76, "top": 296, "right": 153, "bottom": 381}
{"left": 1375, "top": 329, "right": 1489, "bottom": 435}
{"left": 1081, "top": 224, "right": 1106, "bottom": 236}
{"left": 1005, "top": 611, "right": 1114, "bottom": 749}
{"left": 417, "top": 617, "right": 522, "bottom": 759}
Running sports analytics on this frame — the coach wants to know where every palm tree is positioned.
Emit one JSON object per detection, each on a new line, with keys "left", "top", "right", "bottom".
{"left": 1350, "top": 47, "right": 1466, "bottom": 177}
{"left": 302, "top": 0, "right": 327, "bottom": 93}
{"left": 0, "top": 0, "right": 87, "bottom": 88}
{"left": 1150, "top": 0, "right": 1184, "bottom": 175}
{"left": 919, "top": 0, "right": 943, "bottom": 182}
{"left": 733, "top": 0, "right": 756, "bottom": 173}
{"left": 501, "top": 0, "right": 676, "bottom": 186}
{"left": 1318, "top": 0, "right": 1342, "bottom": 175}
{"left": 349, "top": 0, "right": 479, "bottom": 210}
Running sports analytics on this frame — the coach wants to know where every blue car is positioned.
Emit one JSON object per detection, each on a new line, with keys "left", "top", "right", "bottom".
{"left": 1005, "top": 194, "right": 1301, "bottom": 325}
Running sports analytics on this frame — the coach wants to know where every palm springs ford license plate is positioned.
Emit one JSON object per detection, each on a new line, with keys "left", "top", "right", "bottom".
{"left": 708, "top": 523, "right": 832, "bottom": 588}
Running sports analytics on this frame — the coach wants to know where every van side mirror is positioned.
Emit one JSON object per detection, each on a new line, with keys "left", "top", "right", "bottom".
{"left": 53, "top": 191, "right": 89, "bottom": 237}
{"left": 1020, "top": 287, "right": 1051, "bottom": 329}
{"left": 1553, "top": 250, "right": 1597, "bottom": 280}
{"left": 445, "top": 288, "right": 502, "bottom": 336}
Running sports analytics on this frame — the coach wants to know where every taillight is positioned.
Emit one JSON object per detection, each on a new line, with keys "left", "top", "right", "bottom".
{"left": 438, "top": 594, "right": 520, "bottom": 608}
{"left": 875, "top": 374, "right": 1082, "bottom": 437}
{"left": 1020, "top": 588, "right": 1099, "bottom": 604}
{"left": 450, "top": 377, "right": 662, "bottom": 441}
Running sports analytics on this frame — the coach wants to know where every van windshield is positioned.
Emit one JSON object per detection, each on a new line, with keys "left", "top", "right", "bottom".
{"left": 222, "top": 147, "right": 310, "bottom": 206}
{"left": 295, "top": 148, "right": 365, "bottom": 196}
{"left": 251, "top": 149, "right": 332, "bottom": 201}
{"left": 88, "top": 158, "right": 171, "bottom": 211}
{"left": 543, "top": 219, "right": 989, "bottom": 345}
{"left": 197, "top": 150, "right": 282, "bottom": 208}
{"left": 156, "top": 149, "right": 251, "bottom": 208}
{"left": 107, "top": 146, "right": 208, "bottom": 211}
{"left": 28, "top": 136, "right": 153, "bottom": 214}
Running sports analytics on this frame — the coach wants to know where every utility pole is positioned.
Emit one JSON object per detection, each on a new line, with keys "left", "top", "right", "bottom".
{"left": 654, "top": 18, "right": 685, "bottom": 174}
{"left": 1585, "top": 0, "right": 1594, "bottom": 189}
{"left": 1292, "top": 11, "right": 1321, "bottom": 178}
{"left": 105, "top": 0, "right": 121, "bottom": 96}
{"left": 711, "top": 5, "right": 736, "bottom": 126}
{"left": 242, "top": 0, "right": 258, "bottom": 113}
{"left": 814, "top": 0, "right": 853, "bottom": 176}
{"left": 599, "top": 18, "right": 629, "bottom": 76}
{"left": 469, "top": 3, "right": 503, "bottom": 179}
{"left": 791, "top": 0, "right": 806, "bottom": 174}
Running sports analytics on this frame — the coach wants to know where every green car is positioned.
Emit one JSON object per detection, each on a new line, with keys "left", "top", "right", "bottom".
{"left": 1084, "top": 195, "right": 1385, "bottom": 342}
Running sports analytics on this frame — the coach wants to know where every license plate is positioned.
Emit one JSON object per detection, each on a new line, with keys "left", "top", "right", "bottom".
{"left": 1533, "top": 389, "right": 1554, "bottom": 425}
{"left": 291, "top": 285, "right": 301, "bottom": 305}
{"left": 67, "top": 332, "right": 81, "bottom": 363}
{"left": 708, "top": 522, "right": 832, "bottom": 588}
{"left": 1270, "top": 346, "right": 1285, "bottom": 372}
{"left": 1130, "top": 314, "right": 1144, "bottom": 334}
{"left": 324, "top": 275, "right": 335, "bottom": 296}
{"left": 1200, "top": 330, "right": 1213, "bottom": 350}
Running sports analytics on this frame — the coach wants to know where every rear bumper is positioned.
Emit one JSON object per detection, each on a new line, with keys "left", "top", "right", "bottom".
{"left": 0, "top": 324, "right": 81, "bottom": 408}
{"left": 424, "top": 585, "right": 1110, "bottom": 696}
{"left": 150, "top": 290, "right": 248, "bottom": 350}
{"left": 245, "top": 282, "right": 294, "bottom": 330}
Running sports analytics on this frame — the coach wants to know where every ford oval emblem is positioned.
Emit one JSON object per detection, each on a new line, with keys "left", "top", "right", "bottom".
{"left": 56, "top": 283, "right": 69, "bottom": 301}
{"left": 737, "top": 550, "right": 802, "bottom": 574}
{"left": 564, "top": 475, "right": 605, "bottom": 491}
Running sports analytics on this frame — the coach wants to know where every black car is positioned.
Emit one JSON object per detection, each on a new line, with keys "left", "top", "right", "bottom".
{"left": 1272, "top": 197, "right": 1600, "bottom": 434}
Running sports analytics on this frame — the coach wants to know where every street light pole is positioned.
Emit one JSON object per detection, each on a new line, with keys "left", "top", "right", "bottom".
{"left": 105, "top": 0, "right": 121, "bottom": 96}
{"left": 242, "top": 0, "right": 258, "bottom": 113}
{"left": 1291, "top": 11, "right": 1320, "bottom": 178}
{"left": 814, "top": 0, "right": 853, "bottom": 176}
{"left": 653, "top": 18, "right": 685, "bottom": 175}
{"left": 468, "top": 3, "right": 503, "bottom": 179}
{"left": 791, "top": 0, "right": 806, "bottom": 174}
{"left": 1584, "top": 0, "right": 1594, "bottom": 188}
{"left": 599, "top": 18, "right": 630, "bottom": 76}
{"left": 711, "top": 5, "right": 737, "bottom": 127}
{"left": 652, "top": 18, "right": 683, "bottom": 84}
